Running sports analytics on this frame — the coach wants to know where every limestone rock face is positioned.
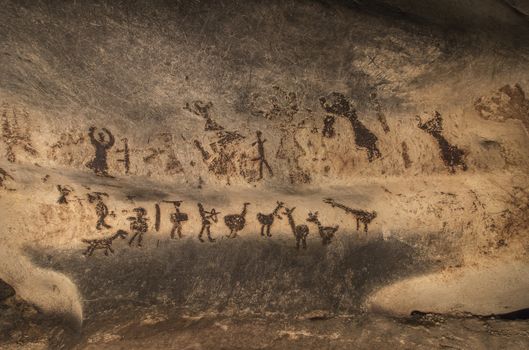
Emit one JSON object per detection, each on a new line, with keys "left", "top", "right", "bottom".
{"left": 1, "top": 0, "right": 529, "bottom": 348}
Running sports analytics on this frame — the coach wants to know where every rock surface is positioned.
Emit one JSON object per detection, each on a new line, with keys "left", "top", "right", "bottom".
{"left": 1, "top": 0, "right": 529, "bottom": 348}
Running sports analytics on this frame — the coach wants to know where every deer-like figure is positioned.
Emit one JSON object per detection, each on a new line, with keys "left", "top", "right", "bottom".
{"left": 82, "top": 230, "right": 128, "bottom": 257}
{"left": 284, "top": 207, "right": 309, "bottom": 249}
{"left": 257, "top": 201, "right": 284, "bottom": 237}
{"left": 306, "top": 211, "right": 339, "bottom": 245}
{"left": 224, "top": 202, "right": 250, "bottom": 238}
{"left": 324, "top": 198, "right": 377, "bottom": 233}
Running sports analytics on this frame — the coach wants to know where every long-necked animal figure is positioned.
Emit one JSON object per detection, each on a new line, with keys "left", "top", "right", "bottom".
{"left": 324, "top": 198, "right": 377, "bottom": 233}
{"left": 224, "top": 202, "right": 250, "bottom": 238}
{"left": 306, "top": 211, "right": 339, "bottom": 245}
{"left": 284, "top": 207, "right": 309, "bottom": 249}
{"left": 82, "top": 230, "right": 128, "bottom": 256}
{"left": 257, "top": 201, "right": 284, "bottom": 237}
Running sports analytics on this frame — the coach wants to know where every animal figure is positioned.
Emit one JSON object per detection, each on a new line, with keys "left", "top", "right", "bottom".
{"left": 306, "top": 211, "right": 339, "bottom": 245}
{"left": 198, "top": 203, "right": 220, "bottom": 242}
{"left": 319, "top": 92, "right": 381, "bottom": 162}
{"left": 224, "top": 202, "right": 250, "bottom": 238}
{"left": 284, "top": 207, "right": 309, "bottom": 249}
{"left": 257, "top": 201, "right": 284, "bottom": 237}
{"left": 324, "top": 198, "right": 376, "bottom": 233}
{"left": 416, "top": 112, "right": 467, "bottom": 173}
{"left": 82, "top": 230, "right": 128, "bottom": 256}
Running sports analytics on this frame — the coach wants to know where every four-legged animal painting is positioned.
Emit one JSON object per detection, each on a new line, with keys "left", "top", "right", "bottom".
{"left": 257, "top": 201, "right": 284, "bottom": 237}
{"left": 82, "top": 230, "right": 128, "bottom": 256}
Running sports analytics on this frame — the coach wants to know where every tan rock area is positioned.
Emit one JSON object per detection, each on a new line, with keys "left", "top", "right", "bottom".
{"left": 1, "top": 0, "right": 529, "bottom": 348}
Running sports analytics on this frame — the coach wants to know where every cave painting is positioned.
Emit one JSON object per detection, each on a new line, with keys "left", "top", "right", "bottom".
{"left": 322, "top": 115, "right": 336, "bottom": 138}
{"left": 193, "top": 140, "right": 210, "bottom": 161}
{"left": 143, "top": 133, "right": 184, "bottom": 176}
{"left": 401, "top": 141, "right": 412, "bottom": 169}
{"left": 87, "top": 192, "right": 112, "bottom": 230}
{"left": 284, "top": 206, "right": 309, "bottom": 249}
{"left": 86, "top": 127, "right": 115, "bottom": 177}
{"left": 319, "top": 92, "right": 381, "bottom": 162}
{"left": 165, "top": 200, "right": 188, "bottom": 239}
{"left": 370, "top": 92, "right": 390, "bottom": 133}
{"left": 116, "top": 137, "right": 130, "bottom": 174}
{"left": 224, "top": 202, "right": 250, "bottom": 238}
{"left": 324, "top": 198, "right": 377, "bottom": 233}
{"left": 474, "top": 84, "right": 529, "bottom": 131}
{"left": 128, "top": 207, "right": 149, "bottom": 247}
{"left": 307, "top": 211, "right": 339, "bottom": 245}
{"left": 252, "top": 131, "right": 273, "bottom": 180}
{"left": 198, "top": 203, "right": 220, "bottom": 243}
{"left": 0, "top": 167, "right": 14, "bottom": 189}
{"left": 56, "top": 185, "right": 73, "bottom": 204}
{"left": 257, "top": 201, "right": 284, "bottom": 237}
{"left": 1, "top": 107, "right": 38, "bottom": 163}
{"left": 155, "top": 203, "right": 161, "bottom": 231}
{"left": 82, "top": 230, "right": 128, "bottom": 257}
{"left": 71, "top": 194, "right": 384, "bottom": 251}
{"left": 416, "top": 111, "right": 467, "bottom": 173}
{"left": 184, "top": 100, "right": 224, "bottom": 131}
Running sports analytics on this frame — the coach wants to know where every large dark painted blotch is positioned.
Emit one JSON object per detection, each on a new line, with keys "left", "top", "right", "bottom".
{"left": 86, "top": 127, "right": 115, "bottom": 177}
{"left": 417, "top": 112, "right": 467, "bottom": 173}
{"left": 320, "top": 93, "right": 381, "bottom": 162}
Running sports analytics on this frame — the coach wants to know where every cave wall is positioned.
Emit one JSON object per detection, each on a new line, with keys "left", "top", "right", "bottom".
{"left": 1, "top": 0, "right": 529, "bottom": 347}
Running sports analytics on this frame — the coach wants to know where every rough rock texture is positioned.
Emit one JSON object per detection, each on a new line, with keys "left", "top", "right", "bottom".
{"left": 1, "top": 0, "right": 529, "bottom": 348}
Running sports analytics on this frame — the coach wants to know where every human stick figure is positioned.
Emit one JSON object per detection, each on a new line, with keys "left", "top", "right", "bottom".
{"left": 128, "top": 207, "right": 149, "bottom": 247}
{"left": 87, "top": 192, "right": 111, "bottom": 230}
{"left": 162, "top": 200, "right": 189, "bottom": 239}
{"left": 197, "top": 203, "right": 219, "bottom": 243}
{"left": 251, "top": 131, "right": 273, "bottom": 180}
{"left": 86, "top": 127, "right": 115, "bottom": 177}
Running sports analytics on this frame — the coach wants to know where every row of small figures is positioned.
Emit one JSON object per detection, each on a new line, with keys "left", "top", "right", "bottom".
{"left": 82, "top": 198, "right": 377, "bottom": 256}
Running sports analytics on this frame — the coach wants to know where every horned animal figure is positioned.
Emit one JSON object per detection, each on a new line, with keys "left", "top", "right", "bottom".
{"left": 82, "top": 230, "right": 128, "bottom": 257}
{"left": 257, "top": 201, "right": 284, "bottom": 237}
{"left": 306, "top": 211, "right": 339, "bottom": 245}
{"left": 224, "top": 202, "right": 250, "bottom": 238}
{"left": 284, "top": 207, "right": 309, "bottom": 249}
{"left": 324, "top": 198, "right": 376, "bottom": 233}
